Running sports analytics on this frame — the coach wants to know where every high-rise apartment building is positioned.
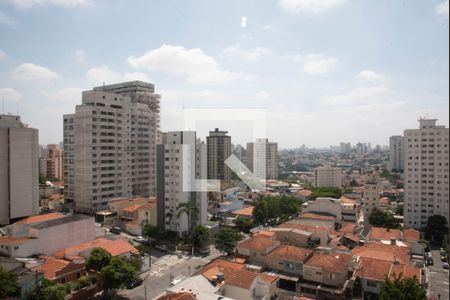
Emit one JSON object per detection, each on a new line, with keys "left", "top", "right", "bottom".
{"left": 247, "top": 139, "right": 279, "bottom": 180}
{"left": 362, "top": 170, "right": 381, "bottom": 221}
{"left": 340, "top": 142, "right": 351, "bottom": 154}
{"left": 207, "top": 128, "right": 231, "bottom": 182}
{"left": 403, "top": 119, "right": 449, "bottom": 229}
{"left": 0, "top": 114, "right": 39, "bottom": 225}
{"left": 156, "top": 131, "right": 207, "bottom": 236}
{"left": 389, "top": 136, "right": 404, "bottom": 172}
{"left": 313, "top": 165, "right": 342, "bottom": 188}
{"left": 39, "top": 144, "right": 64, "bottom": 181}
{"left": 63, "top": 81, "right": 160, "bottom": 213}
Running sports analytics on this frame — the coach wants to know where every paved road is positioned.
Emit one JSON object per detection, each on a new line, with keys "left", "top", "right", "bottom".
{"left": 118, "top": 246, "right": 221, "bottom": 300}
{"left": 427, "top": 249, "right": 449, "bottom": 300}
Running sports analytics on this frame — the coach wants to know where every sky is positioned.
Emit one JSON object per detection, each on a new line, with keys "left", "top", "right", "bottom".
{"left": 0, "top": 0, "right": 448, "bottom": 148}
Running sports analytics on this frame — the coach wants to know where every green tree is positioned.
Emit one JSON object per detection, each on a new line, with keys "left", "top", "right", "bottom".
{"left": 86, "top": 247, "right": 112, "bottom": 272}
{"left": 425, "top": 215, "right": 448, "bottom": 244}
{"left": 353, "top": 276, "right": 362, "bottom": 297}
{"left": 369, "top": 208, "right": 401, "bottom": 229}
{"left": 214, "top": 228, "right": 244, "bottom": 254}
{"left": 252, "top": 195, "right": 301, "bottom": 226}
{"left": 309, "top": 187, "right": 343, "bottom": 200}
{"left": 0, "top": 266, "right": 18, "bottom": 298}
{"left": 235, "top": 217, "right": 254, "bottom": 233}
{"left": 25, "top": 279, "right": 69, "bottom": 300}
{"left": 39, "top": 173, "right": 48, "bottom": 185}
{"left": 379, "top": 273, "right": 426, "bottom": 300}
{"left": 177, "top": 202, "right": 199, "bottom": 235}
{"left": 395, "top": 204, "right": 404, "bottom": 216}
{"left": 142, "top": 224, "right": 162, "bottom": 239}
{"left": 191, "top": 224, "right": 210, "bottom": 246}
{"left": 100, "top": 256, "right": 137, "bottom": 291}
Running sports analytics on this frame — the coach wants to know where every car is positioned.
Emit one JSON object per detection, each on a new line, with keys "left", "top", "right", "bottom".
{"left": 443, "top": 262, "right": 449, "bottom": 269}
{"left": 441, "top": 256, "right": 448, "bottom": 262}
{"left": 155, "top": 244, "right": 168, "bottom": 252}
{"left": 110, "top": 226, "right": 121, "bottom": 234}
{"left": 125, "top": 278, "right": 143, "bottom": 289}
{"left": 427, "top": 258, "right": 434, "bottom": 266}
{"left": 133, "top": 236, "right": 148, "bottom": 243}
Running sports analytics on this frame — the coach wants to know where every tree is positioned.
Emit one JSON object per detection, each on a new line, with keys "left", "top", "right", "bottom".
{"left": 252, "top": 195, "right": 301, "bottom": 226}
{"left": 191, "top": 224, "right": 210, "bottom": 246}
{"left": 353, "top": 276, "right": 362, "bottom": 297}
{"left": 235, "top": 217, "right": 254, "bottom": 233}
{"left": 25, "top": 279, "right": 69, "bottom": 300}
{"left": 177, "top": 202, "right": 199, "bottom": 235}
{"left": 395, "top": 204, "right": 404, "bottom": 216}
{"left": 100, "top": 256, "right": 137, "bottom": 291}
{"left": 425, "top": 215, "right": 448, "bottom": 244}
{"left": 86, "top": 247, "right": 112, "bottom": 272}
{"left": 369, "top": 208, "right": 401, "bottom": 229}
{"left": 214, "top": 228, "right": 244, "bottom": 254}
{"left": 0, "top": 267, "right": 17, "bottom": 298}
{"left": 379, "top": 273, "right": 426, "bottom": 300}
{"left": 309, "top": 187, "right": 343, "bottom": 200}
{"left": 142, "top": 224, "right": 162, "bottom": 239}
{"left": 39, "top": 173, "right": 47, "bottom": 185}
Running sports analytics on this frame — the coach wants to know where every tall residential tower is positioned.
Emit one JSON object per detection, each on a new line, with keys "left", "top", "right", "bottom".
{"left": 207, "top": 128, "right": 231, "bottom": 182}
{"left": 389, "top": 136, "right": 404, "bottom": 172}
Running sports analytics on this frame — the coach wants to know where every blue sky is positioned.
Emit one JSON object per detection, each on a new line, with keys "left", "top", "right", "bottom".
{"left": 0, "top": 0, "right": 448, "bottom": 148}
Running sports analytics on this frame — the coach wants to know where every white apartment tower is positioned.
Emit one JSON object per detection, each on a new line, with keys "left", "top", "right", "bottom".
{"left": 389, "top": 136, "right": 404, "bottom": 172}
{"left": 362, "top": 171, "right": 381, "bottom": 221}
{"left": 63, "top": 81, "right": 160, "bottom": 213}
{"left": 0, "top": 115, "right": 39, "bottom": 225}
{"left": 39, "top": 144, "right": 64, "bottom": 181}
{"left": 156, "top": 131, "right": 207, "bottom": 236}
{"left": 403, "top": 119, "right": 449, "bottom": 229}
{"left": 247, "top": 139, "right": 279, "bottom": 180}
{"left": 207, "top": 128, "right": 232, "bottom": 182}
{"left": 313, "top": 165, "right": 342, "bottom": 188}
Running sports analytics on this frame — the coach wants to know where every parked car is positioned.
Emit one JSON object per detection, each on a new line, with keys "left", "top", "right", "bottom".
{"left": 110, "top": 226, "right": 122, "bottom": 234}
{"left": 427, "top": 258, "right": 434, "bottom": 266}
{"left": 440, "top": 248, "right": 446, "bottom": 255}
{"left": 441, "top": 256, "right": 447, "bottom": 262}
{"left": 133, "top": 236, "right": 148, "bottom": 244}
{"left": 155, "top": 244, "right": 168, "bottom": 252}
{"left": 125, "top": 278, "right": 143, "bottom": 289}
{"left": 443, "top": 262, "right": 449, "bottom": 269}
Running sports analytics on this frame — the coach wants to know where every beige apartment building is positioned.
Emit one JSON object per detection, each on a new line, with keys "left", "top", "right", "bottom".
{"left": 389, "top": 135, "right": 404, "bottom": 172}
{"left": 63, "top": 81, "right": 160, "bottom": 213}
{"left": 362, "top": 170, "right": 381, "bottom": 221}
{"left": 0, "top": 115, "right": 39, "bottom": 225}
{"left": 39, "top": 144, "right": 63, "bottom": 181}
{"left": 313, "top": 165, "right": 342, "bottom": 188}
{"left": 403, "top": 119, "right": 449, "bottom": 229}
{"left": 207, "top": 128, "right": 231, "bottom": 182}
{"left": 247, "top": 138, "right": 279, "bottom": 180}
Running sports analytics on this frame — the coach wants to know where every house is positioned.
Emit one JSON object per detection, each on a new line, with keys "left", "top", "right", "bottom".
{"left": 301, "top": 253, "right": 353, "bottom": 300}
{"left": 231, "top": 206, "right": 254, "bottom": 219}
{"left": 108, "top": 197, "right": 150, "bottom": 217}
{"left": 402, "top": 229, "right": 425, "bottom": 256}
{"left": 157, "top": 292, "right": 197, "bottom": 300}
{"left": 268, "top": 227, "right": 312, "bottom": 248}
{"left": 278, "top": 223, "right": 330, "bottom": 247}
{"left": 6, "top": 212, "right": 65, "bottom": 237}
{"left": 0, "top": 257, "right": 44, "bottom": 299}
{"left": 32, "top": 256, "right": 85, "bottom": 283}
{"left": 367, "top": 227, "right": 402, "bottom": 242}
{"left": 265, "top": 245, "right": 313, "bottom": 275}
{"left": 302, "top": 197, "right": 342, "bottom": 221}
{"left": 352, "top": 242, "right": 410, "bottom": 265}
{"left": 236, "top": 236, "right": 280, "bottom": 264}
{"left": 295, "top": 213, "right": 336, "bottom": 229}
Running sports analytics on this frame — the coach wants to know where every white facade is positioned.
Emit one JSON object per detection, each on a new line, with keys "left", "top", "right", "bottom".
{"left": 389, "top": 136, "right": 404, "bottom": 172}
{"left": 157, "top": 131, "right": 207, "bottom": 236}
{"left": 0, "top": 115, "right": 39, "bottom": 225}
{"left": 313, "top": 165, "right": 342, "bottom": 188}
{"left": 247, "top": 139, "right": 279, "bottom": 180}
{"left": 340, "top": 142, "right": 351, "bottom": 154}
{"left": 403, "top": 119, "right": 449, "bottom": 229}
{"left": 64, "top": 81, "right": 160, "bottom": 213}
{"left": 362, "top": 171, "right": 381, "bottom": 221}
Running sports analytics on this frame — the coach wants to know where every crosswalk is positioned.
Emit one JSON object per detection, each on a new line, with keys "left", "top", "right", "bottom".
{"left": 149, "top": 254, "right": 186, "bottom": 277}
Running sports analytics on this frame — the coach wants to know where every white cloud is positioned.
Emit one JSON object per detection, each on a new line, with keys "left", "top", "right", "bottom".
{"left": 0, "top": 50, "right": 7, "bottom": 61}
{"left": 73, "top": 49, "right": 86, "bottom": 63}
{"left": 436, "top": 1, "right": 449, "bottom": 16}
{"left": 255, "top": 91, "right": 271, "bottom": 100}
{"left": 127, "top": 45, "right": 250, "bottom": 85}
{"left": 0, "top": 11, "right": 16, "bottom": 27}
{"left": 356, "top": 70, "right": 388, "bottom": 81}
{"left": 285, "top": 53, "right": 338, "bottom": 75}
{"left": 13, "top": 63, "right": 59, "bottom": 80}
{"left": 222, "top": 45, "right": 272, "bottom": 61}
{"left": 86, "top": 65, "right": 152, "bottom": 85}
{"left": 4, "top": 0, "right": 93, "bottom": 9}
{"left": 324, "top": 85, "right": 388, "bottom": 106}
{"left": 0, "top": 87, "right": 22, "bottom": 101}
{"left": 241, "top": 16, "right": 247, "bottom": 28}
{"left": 263, "top": 25, "right": 276, "bottom": 31}
{"left": 279, "top": 0, "right": 346, "bottom": 14}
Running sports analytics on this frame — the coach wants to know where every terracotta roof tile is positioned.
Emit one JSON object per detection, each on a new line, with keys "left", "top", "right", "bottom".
{"left": 356, "top": 258, "right": 392, "bottom": 281}
{"left": 14, "top": 212, "right": 65, "bottom": 225}
{"left": 339, "top": 223, "right": 356, "bottom": 234}
{"left": 238, "top": 236, "right": 279, "bottom": 252}
{"left": 389, "top": 264, "right": 421, "bottom": 282}
{"left": 157, "top": 292, "right": 196, "bottom": 300}
{"left": 369, "top": 227, "right": 402, "bottom": 241}
{"left": 232, "top": 206, "right": 254, "bottom": 217}
{"left": 352, "top": 242, "right": 410, "bottom": 264}
{"left": 32, "top": 256, "right": 83, "bottom": 281}
{"left": 340, "top": 197, "right": 356, "bottom": 204}
{"left": 0, "top": 236, "right": 33, "bottom": 245}
{"left": 266, "top": 245, "right": 313, "bottom": 262}
{"left": 403, "top": 229, "right": 420, "bottom": 242}
{"left": 278, "top": 222, "right": 330, "bottom": 233}
{"left": 138, "top": 201, "right": 157, "bottom": 211}
{"left": 305, "top": 253, "right": 351, "bottom": 273}
{"left": 253, "top": 230, "right": 275, "bottom": 238}
{"left": 53, "top": 238, "right": 137, "bottom": 258}
{"left": 300, "top": 213, "right": 335, "bottom": 221}
{"left": 122, "top": 204, "right": 141, "bottom": 213}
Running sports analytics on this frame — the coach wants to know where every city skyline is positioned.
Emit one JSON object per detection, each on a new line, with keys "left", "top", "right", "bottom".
{"left": 0, "top": 0, "right": 448, "bottom": 148}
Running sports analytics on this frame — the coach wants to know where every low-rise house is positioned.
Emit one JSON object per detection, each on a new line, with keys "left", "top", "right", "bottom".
{"left": 295, "top": 213, "right": 336, "bottom": 229}
{"left": 352, "top": 242, "right": 410, "bottom": 265}
{"left": 302, "top": 197, "right": 342, "bottom": 220}
{"left": 269, "top": 227, "right": 312, "bottom": 248}
{"left": 231, "top": 206, "right": 254, "bottom": 219}
{"left": 402, "top": 229, "right": 425, "bottom": 256}
{"left": 32, "top": 256, "right": 85, "bottom": 283}
{"left": 301, "top": 253, "right": 353, "bottom": 300}
{"left": 5, "top": 212, "right": 65, "bottom": 237}
{"left": 108, "top": 197, "right": 150, "bottom": 217}
{"left": 0, "top": 257, "right": 44, "bottom": 299}
{"left": 278, "top": 223, "right": 330, "bottom": 247}
{"left": 237, "top": 236, "right": 280, "bottom": 265}
{"left": 367, "top": 227, "right": 402, "bottom": 242}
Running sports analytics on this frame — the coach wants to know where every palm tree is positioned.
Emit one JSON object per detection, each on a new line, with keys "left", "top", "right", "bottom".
{"left": 176, "top": 202, "right": 199, "bottom": 236}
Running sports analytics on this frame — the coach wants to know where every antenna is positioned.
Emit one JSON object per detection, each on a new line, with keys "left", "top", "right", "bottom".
{"left": 2, "top": 97, "right": 4, "bottom": 114}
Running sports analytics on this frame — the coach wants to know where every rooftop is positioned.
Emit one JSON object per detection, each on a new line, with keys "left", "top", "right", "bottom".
{"left": 304, "top": 253, "right": 351, "bottom": 273}
{"left": 0, "top": 236, "right": 33, "bottom": 246}
{"left": 352, "top": 242, "right": 410, "bottom": 264}
{"left": 14, "top": 212, "right": 65, "bottom": 225}
{"left": 338, "top": 223, "right": 356, "bottom": 234}
{"left": 232, "top": 206, "right": 254, "bottom": 217}
{"left": 403, "top": 229, "right": 420, "bottom": 242}
{"left": 31, "top": 214, "right": 92, "bottom": 230}
{"left": 266, "top": 245, "right": 313, "bottom": 262}
{"left": 300, "top": 213, "right": 335, "bottom": 221}
{"left": 157, "top": 292, "right": 197, "bottom": 300}
{"left": 237, "top": 236, "right": 279, "bottom": 252}
{"left": 53, "top": 238, "right": 137, "bottom": 258}
{"left": 369, "top": 227, "right": 402, "bottom": 241}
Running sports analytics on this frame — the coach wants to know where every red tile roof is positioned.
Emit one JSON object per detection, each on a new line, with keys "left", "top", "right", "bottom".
{"left": 305, "top": 253, "right": 351, "bottom": 273}
{"left": 300, "top": 213, "right": 335, "bottom": 221}
{"left": 369, "top": 227, "right": 402, "bottom": 241}
{"left": 389, "top": 264, "right": 421, "bottom": 282}
{"left": 356, "top": 258, "right": 392, "bottom": 281}
{"left": 53, "top": 238, "right": 137, "bottom": 258}
{"left": 157, "top": 292, "right": 196, "bottom": 300}
{"left": 122, "top": 204, "right": 141, "bottom": 213}
{"left": 232, "top": 206, "right": 254, "bottom": 217}
{"left": 0, "top": 236, "right": 33, "bottom": 245}
{"left": 278, "top": 222, "right": 330, "bottom": 233}
{"left": 266, "top": 245, "right": 313, "bottom": 262}
{"left": 32, "top": 256, "right": 83, "bottom": 281}
{"left": 403, "top": 229, "right": 420, "bottom": 242}
{"left": 14, "top": 212, "right": 64, "bottom": 225}
{"left": 238, "top": 236, "right": 279, "bottom": 252}
{"left": 339, "top": 223, "right": 356, "bottom": 234}
{"left": 352, "top": 242, "right": 410, "bottom": 264}
{"left": 138, "top": 201, "right": 157, "bottom": 211}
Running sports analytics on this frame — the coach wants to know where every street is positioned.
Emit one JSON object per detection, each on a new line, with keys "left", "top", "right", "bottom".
{"left": 427, "top": 249, "right": 449, "bottom": 300}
